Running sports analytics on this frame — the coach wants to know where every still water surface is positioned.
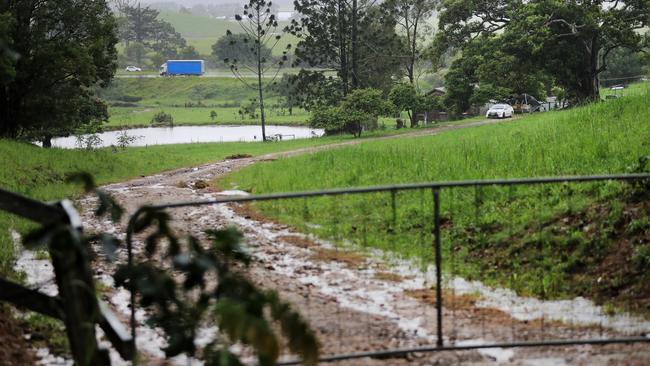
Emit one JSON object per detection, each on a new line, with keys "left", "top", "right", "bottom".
{"left": 51, "top": 125, "right": 324, "bottom": 148}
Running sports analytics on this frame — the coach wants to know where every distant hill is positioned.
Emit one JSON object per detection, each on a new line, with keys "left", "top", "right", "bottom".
{"left": 158, "top": 10, "right": 298, "bottom": 55}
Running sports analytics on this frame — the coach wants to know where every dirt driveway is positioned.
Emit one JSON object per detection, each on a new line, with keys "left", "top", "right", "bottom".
{"left": 77, "top": 120, "right": 650, "bottom": 365}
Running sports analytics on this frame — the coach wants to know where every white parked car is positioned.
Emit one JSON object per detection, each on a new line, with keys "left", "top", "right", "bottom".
{"left": 486, "top": 104, "right": 514, "bottom": 119}
{"left": 125, "top": 65, "right": 142, "bottom": 72}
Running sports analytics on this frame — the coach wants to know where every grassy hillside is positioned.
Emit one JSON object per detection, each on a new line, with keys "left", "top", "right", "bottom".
{"left": 222, "top": 83, "right": 650, "bottom": 314}
{"left": 158, "top": 11, "right": 298, "bottom": 55}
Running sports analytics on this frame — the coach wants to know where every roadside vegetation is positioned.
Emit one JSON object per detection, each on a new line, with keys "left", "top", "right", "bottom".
{"left": 222, "top": 83, "right": 650, "bottom": 315}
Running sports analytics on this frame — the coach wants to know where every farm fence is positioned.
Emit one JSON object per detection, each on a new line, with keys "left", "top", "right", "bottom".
{"left": 3, "top": 173, "right": 650, "bottom": 364}
{"left": 149, "top": 173, "right": 650, "bottom": 364}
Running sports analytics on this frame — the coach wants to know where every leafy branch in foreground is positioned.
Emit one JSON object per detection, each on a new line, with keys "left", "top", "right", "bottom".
{"left": 32, "top": 173, "right": 319, "bottom": 365}
{"left": 120, "top": 206, "right": 319, "bottom": 364}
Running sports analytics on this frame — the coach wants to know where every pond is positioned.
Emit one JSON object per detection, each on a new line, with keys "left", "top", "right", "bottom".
{"left": 49, "top": 125, "right": 324, "bottom": 149}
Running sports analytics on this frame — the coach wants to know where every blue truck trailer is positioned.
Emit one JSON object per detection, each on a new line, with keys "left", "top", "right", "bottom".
{"left": 160, "top": 60, "right": 205, "bottom": 76}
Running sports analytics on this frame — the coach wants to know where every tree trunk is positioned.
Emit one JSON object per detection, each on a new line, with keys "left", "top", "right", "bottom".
{"left": 338, "top": 0, "right": 348, "bottom": 96}
{"left": 351, "top": 0, "right": 359, "bottom": 89}
{"left": 42, "top": 135, "right": 52, "bottom": 148}
{"left": 409, "top": 109, "right": 418, "bottom": 128}
{"left": 256, "top": 12, "right": 267, "bottom": 141}
{"left": 576, "top": 36, "right": 601, "bottom": 103}
{"left": 0, "top": 88, "right": 19, "bottom": 138}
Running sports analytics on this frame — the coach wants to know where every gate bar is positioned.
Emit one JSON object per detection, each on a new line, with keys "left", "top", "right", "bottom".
{"left": 147, "top": 173, "right": 650, "bottom": 210}
{"left": 278, "top": 336, "right": 650, "bottom": 365}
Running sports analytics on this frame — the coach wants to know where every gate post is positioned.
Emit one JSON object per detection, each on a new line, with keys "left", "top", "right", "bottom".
{"left": 49, "top": 200, "right": 110, "bottom": 365}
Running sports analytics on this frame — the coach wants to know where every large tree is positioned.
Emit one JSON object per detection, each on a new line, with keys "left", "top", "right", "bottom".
{"left": 441, "top": 34, "right": 550, "bottom": 115}
{"left": 434, "top": 0, "right": 650, "bottom": 103}
{"left": 383, "top": 0, "right": 437, "bottom": 86}
{"left": 382, "top": 0, "right": 438, "bottom": 126}
{"left": 225, "top": 0, "right": 291, "bottom": 141}
{"left": 0, "top": 0, "right": 117, "bottom": 143}
{"left": 118, "top": 4, "right": 185, "bottom": 66}
{"left": 289, "top": 0, "right": 403, "bottom": 97}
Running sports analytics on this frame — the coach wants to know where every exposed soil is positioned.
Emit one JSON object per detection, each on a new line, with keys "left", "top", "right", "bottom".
{"left": 0, "top": 308, "right": 37, "bottom": 366}
{"left": 69, "top": 120, "right": 650, "bottom": 365}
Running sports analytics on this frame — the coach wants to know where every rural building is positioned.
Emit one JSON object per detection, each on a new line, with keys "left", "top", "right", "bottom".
{"left": 416, "top": 87, "right": 449, "bottom": 123}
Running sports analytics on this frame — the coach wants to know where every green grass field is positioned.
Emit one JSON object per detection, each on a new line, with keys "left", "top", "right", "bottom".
{"left": 221, "top": 82, "right": 650, "bottom": 313}
{"left": 101, "top": 76, "right": 311, "bottom": 127}
{"left": 158, "top": 11, "right": 298, "bottom": 55}
{"left": 100, "top": 75, "right": 420, "bottom": 128}
{"left": 107, "top": 106, "right": 309, "bottom": 128}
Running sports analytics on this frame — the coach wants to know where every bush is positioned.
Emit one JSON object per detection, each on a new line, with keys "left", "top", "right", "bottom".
{"left": 309, "top": 106, "right": 371, "bottom": 137}
{"left": 341, "top": 88, "right": 394, "bottom": 117}
{"left": 116, "top": 131, "right": 141, "bottom": 150}
{"left": 109, "top": 101, "right": 139, "bottom": 108}
{"left": 151, "top": 111, "right": 174, "bottom": 126}
{"left": 116, "top": 95, "right": 142, "bottom": 103}
{"left": 310, "top": 88, "right": 392, "bottom": 137}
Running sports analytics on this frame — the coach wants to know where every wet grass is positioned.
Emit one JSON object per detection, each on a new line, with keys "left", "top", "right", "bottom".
{"left": 221, "top": 83, "right": 650, "bottom": 312}
{"left": 0, "top": 136, "right": 357, "bottom": 276}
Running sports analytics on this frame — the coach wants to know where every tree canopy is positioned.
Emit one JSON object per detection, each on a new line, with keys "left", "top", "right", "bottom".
{"left": 118, "top": 4, "right": 186, "bottom": 66}
{"left": 0, "top": 0, "right": 118, "bottom": 142}
{"left": 289, "top": 0, "right": 403, "bottom": 97}
{"left": 434, "top": 0, "right": 650, "bottom": 103}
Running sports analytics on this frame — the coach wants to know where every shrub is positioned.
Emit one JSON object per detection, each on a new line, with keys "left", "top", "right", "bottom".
{"left": 116, "top": 131, "right": 141, "bottom": 150}
{"left": 341, "top": 88, "right": 394, "bottom": 117}
{"left": 151, "top": 111, "right": 174, "bottom": 126}
{"left": 310, "top": 106, "right": 374, "bottom": 137}
{"left": 310, "top": 88, "right": 393, "bottom": 137}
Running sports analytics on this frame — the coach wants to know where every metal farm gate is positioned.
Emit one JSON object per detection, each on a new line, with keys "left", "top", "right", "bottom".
{"left": 2, "top": 173, "right": 650, "bottom": 364}
{"left": 149, "top": 173, "right": 650, "bottom": 364}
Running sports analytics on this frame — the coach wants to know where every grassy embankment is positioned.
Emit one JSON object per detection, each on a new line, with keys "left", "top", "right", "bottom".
{"left": 100, "top": 77, "right": 312, "bottom": 129}
{"left": 221, "top": 82, "right": 650, "bottom": 314}
{"left": 114, "top": 11, "right": 298, "bottom": 60}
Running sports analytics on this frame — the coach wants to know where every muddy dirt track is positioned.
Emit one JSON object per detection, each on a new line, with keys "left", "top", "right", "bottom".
{"left": 76, "top": 120, "right": 650, "bottom": 365}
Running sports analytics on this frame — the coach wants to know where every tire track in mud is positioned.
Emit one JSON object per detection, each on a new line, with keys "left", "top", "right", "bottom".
{"left": 73, "top": 121, "right": 650, "bottom": 365}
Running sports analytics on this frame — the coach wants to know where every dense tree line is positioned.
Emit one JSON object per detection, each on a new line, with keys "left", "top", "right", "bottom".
{"left": 433, "top": 0, "right": 650, "bottom": 106}
{"left": 117, "top": 3, "right": 194, "bottom": 68}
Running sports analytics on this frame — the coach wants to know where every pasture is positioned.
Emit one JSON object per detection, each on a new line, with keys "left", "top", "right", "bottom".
{"left": 221, "top": 83, "right": 650, "bottom": 314}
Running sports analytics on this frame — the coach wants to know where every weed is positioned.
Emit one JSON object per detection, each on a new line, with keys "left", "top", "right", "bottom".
{"left": 626, "top": 217, "right": 650, "bottom": 236}
{"left": 22, "top": 314, "right": 69, "bottom": 356}
{"left": 632, "top": 245, "right": 650, "bottom": 271}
